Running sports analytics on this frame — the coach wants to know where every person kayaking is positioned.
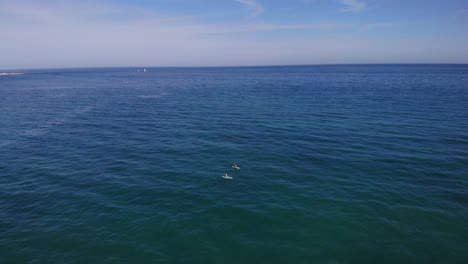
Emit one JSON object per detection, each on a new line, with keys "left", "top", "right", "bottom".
{"left": 232, "top": 163, "right": 240, "bottom": 170}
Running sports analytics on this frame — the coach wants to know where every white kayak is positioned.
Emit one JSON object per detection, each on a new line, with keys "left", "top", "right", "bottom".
{"left": 222, "top": 175, "right": 233, "bottom": 180}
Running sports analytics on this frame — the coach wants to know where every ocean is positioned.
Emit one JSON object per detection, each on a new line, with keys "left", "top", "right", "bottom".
{"left": 1, "top": 65, "right": 467, "bottom": 263}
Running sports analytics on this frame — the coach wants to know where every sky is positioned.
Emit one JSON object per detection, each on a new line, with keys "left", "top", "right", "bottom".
{"left": 1, "top": 0, "right": 468, "bottom": 69}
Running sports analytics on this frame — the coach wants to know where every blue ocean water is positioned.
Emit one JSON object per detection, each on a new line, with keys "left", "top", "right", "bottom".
{"left": 1, "top": 65, "right": 467, "bottom": 263}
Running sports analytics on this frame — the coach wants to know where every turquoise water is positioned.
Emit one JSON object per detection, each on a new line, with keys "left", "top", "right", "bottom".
{"left": 1, "top": 65, "right": 467, "bottom": 263}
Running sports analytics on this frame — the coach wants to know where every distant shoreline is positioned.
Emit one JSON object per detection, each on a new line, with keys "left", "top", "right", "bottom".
{"left": 0, "top": 72, "right": 24, "bottom": 76}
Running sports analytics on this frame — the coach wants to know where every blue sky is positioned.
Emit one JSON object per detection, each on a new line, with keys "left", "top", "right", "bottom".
{"left": 1, "top": 0, "right": 467, "bottom": 69}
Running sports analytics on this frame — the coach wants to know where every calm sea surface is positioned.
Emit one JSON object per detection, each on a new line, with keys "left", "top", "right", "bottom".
{"left": 1, "top": 65, "right": 467, "bottom": 263}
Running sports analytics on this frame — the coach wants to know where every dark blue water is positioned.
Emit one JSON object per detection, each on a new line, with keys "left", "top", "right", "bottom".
{"left": 1, "top": 65, "right": 468, "bottom": 263}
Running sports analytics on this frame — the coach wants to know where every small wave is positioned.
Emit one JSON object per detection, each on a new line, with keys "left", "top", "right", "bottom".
{"left": 21, "top": 128, "right": 48, "bottom": 137}
{"left": 139, "top": 95, "right": 162, "bottom": 99}
{"left": 138, "top": 93, "right": 171, "bottom": 99}
{"left": 76, "top": 106, "right": 94, "bottom": 114}
{"left": 0, "top": 140, "right": 15, "bottom": 147}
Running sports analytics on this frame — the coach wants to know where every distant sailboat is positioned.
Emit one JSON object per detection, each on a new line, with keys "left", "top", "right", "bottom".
{"left": 143, "top": 69, "right": 147, "bottom": 72}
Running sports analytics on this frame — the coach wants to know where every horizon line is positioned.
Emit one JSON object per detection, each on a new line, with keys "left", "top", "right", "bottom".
{"left": 2, "top": 63, "right": 468, "bottom": 72}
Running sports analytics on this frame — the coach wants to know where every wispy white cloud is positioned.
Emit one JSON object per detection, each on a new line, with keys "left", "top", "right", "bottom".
{"left": 236, "top": 0, "right": 264, "bottom": 18}
{"left": 201, "top": 22, "right": 393, "bottom": 34}
{"left": 337, "top": 0, "right": 367, "bottom": 13}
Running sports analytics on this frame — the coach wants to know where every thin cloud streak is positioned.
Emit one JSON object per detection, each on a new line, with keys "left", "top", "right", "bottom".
{"left": 338, "top": 0, "right": 367, "bottom": 12}
{"left": 236, "top": 0, "right": 264, "bottom": 18}
{"left": 199, "top": 22, "right": 394, "bottom": 34}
